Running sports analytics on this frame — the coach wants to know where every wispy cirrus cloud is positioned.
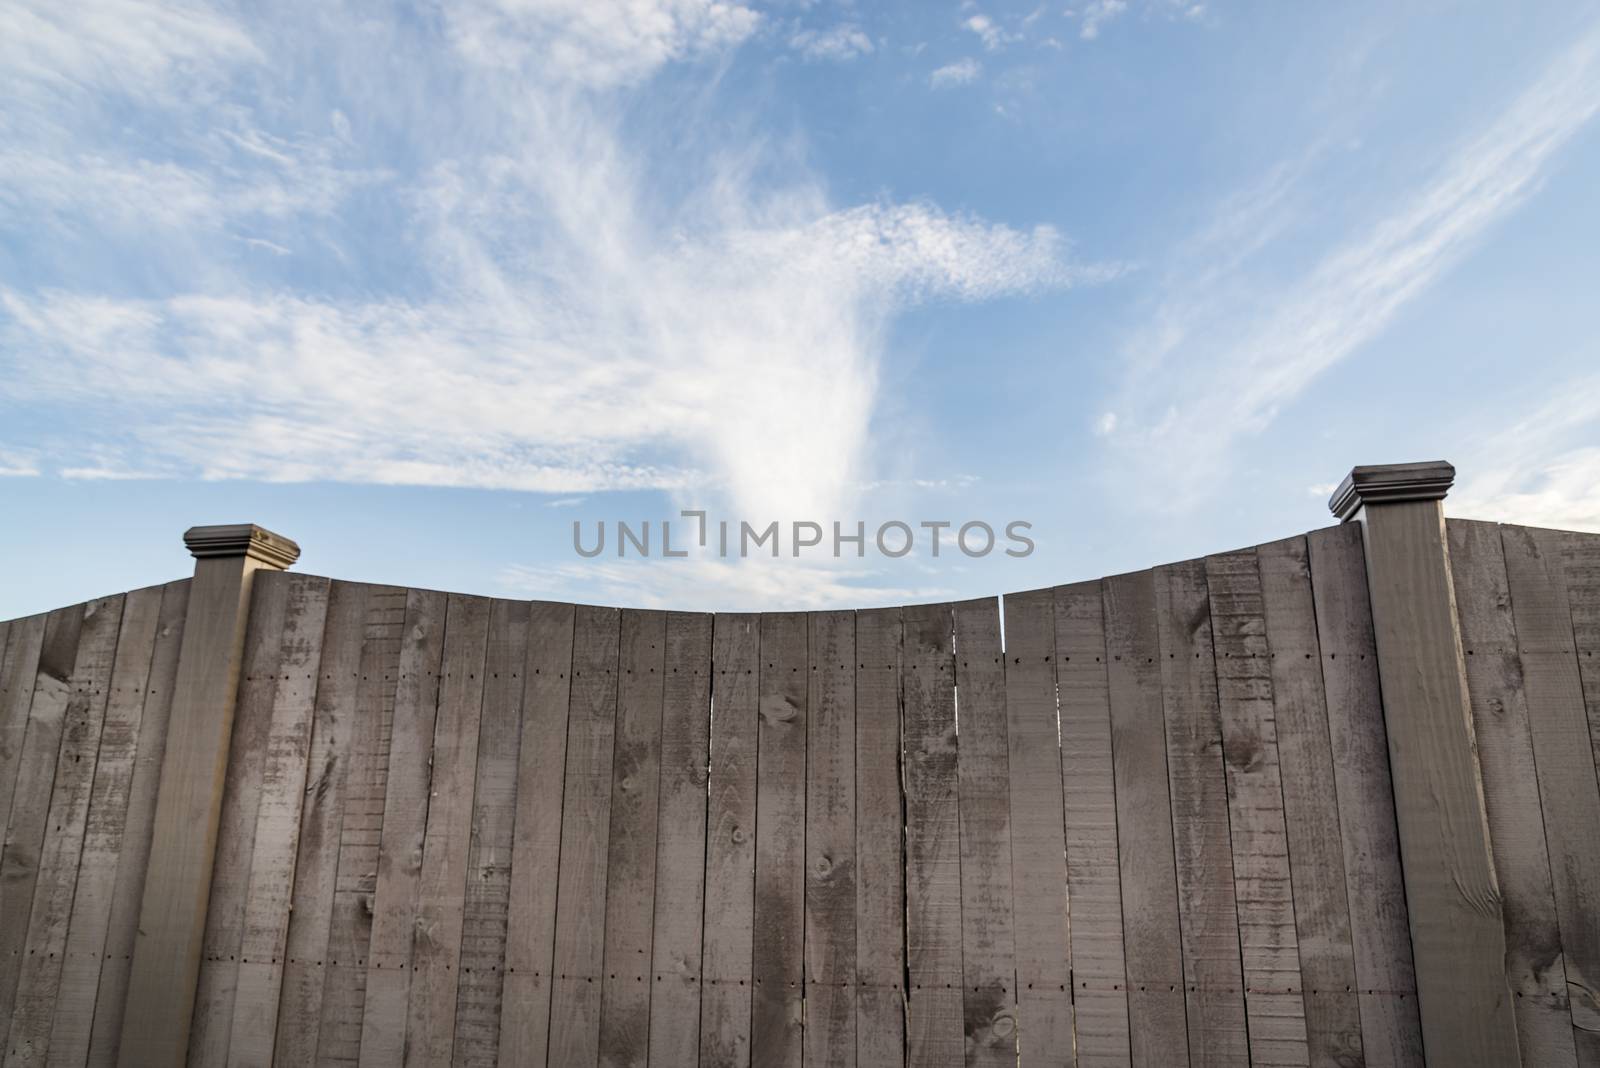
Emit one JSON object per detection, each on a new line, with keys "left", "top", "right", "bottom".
{"left": 1096, "top": 20, "right": 1600, "bottom": 510}
{"left": 1452, "top": 373, "right": 1600, "bottom": 532}
{"left": 790, "top": 24, "right": 874, "bottom": 62}
{"left": 930, "top": 57, "right": 982, "bottom": 89}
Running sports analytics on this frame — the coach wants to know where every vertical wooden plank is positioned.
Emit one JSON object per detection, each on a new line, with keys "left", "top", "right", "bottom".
{"left": 1559, "top": 530, "right": 1600, "bottom": 790}
{"left": 316, "top": 585, "right": 408, "bottom": 1065}
{"left": 1501, "top": 525, "right": 1600, "bottom": 1049}
{"left": 451, "top": 599, "right": 530, "bottom": 1067}
{"left": 1205, "top": 549, "right": 1310, "bottom": 1067}
{"left": 597, "top": 610, "right": 666, "bottom": 1068}
{"left": 647, "top": 611, "right": 712, "bottom": 1067}
{"left": 1151, "top": 561, "right": 1249, "bottom": 1067}
{"left": 224, "top": 575, "right": 332, "bottom": 1066}
{"left": 902, "top": 602, "right": 964, "bottom": 1067}
{"left": 0, "top": 602, "right": 86, "bottom": 1057}
{"left": 355, "top": 587, "right": 450, "bottom": 1067}
{"left": 952, "top": 598, "right": 1017, "bottom": 1067}
{"left": 1102, "top": 571, "right": 1189, "bottom": 1068}
{"left": 804, "top": 611, "right": 856, "bottom": 1068}
{"left": 546, "top": 605, "right": 622, "bottom": 1068}
{"left": 402, "top": 594, "right": 491, "bottom": 1067}
{"left": 1259, "top": 537, "right": 1366, "bottom": 1067}
{"left": 0, "top": 614, "right": 48, "bottom": 859}
{"left": 855, "top": 607, "right": 905, "bottom": 1068}
{"left": 1054, "top": 581, "right": 1132, "bottom": 1068}
{"left": 46, "top": 587, "right": 162, "bottom": 1067}
{"left": 4, "top": 595, "right": 121, "bottom": 1068}
{"left": 86, "top": 580, "right": 188, "bottom": 1067}
{"left": 751, "top": 612, "right": 806, "bottom": 1068}
{"left": 1000, "top": 589, "right": 1076, "bottom": 1067}
{"left": 500, "top": 601, "right": 576, "bottom": 1068}
{"left": 699, "top": 613, "right": 758, "bottom": 1068}
{"left": 1448, "top": 520, "right": 1576, "bottom": 1066}
{"left": 1306, "top": 525, "right": 1424, "bottom": 1068}
{"left": 188, "top": 575, "right": 292, "bottom": 1066}
{"left": 271, "top": 581, "right": 371, "bottom": 1067}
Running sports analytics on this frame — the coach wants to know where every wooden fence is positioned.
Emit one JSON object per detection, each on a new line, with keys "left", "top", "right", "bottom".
{"left": 0, "top": 462, "right": 1597, "bottom": 1067}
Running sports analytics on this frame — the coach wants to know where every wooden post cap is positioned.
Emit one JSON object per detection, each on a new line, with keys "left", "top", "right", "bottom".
{"left": 1329, "top": 461, "right": 1455, "bottom": 522}
{"left": 182, "top": 524, "right": 301, "bottom": 569}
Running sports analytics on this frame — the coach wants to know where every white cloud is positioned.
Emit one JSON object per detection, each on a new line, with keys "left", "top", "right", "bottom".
{"left": 1079, "top": 0, "right": 1128, "bottom": 40}
{"left": 790, "top": 24, "right": 874, "bottom": 62}
{"left": 0, "top": 447, "right": 41, "bottom": 477}
{"left": 1099, "top": 22, "right": 1600, "bottom": 510}
{"left": 963, "top": 15, "right": 1015, "bottom": 52}
{"left": 930, "top": 57, "right": 982, "bottom": 89}
{"left": 1452, "top": 374, "right": 1600, "bottom": 532}
{"left": 1095, "top": 411, "right": 1117, "bottom": 436}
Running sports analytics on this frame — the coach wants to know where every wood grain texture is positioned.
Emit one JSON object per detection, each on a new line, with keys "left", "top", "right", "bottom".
{"left": 226, "top": 574, "right": 331, "bottom": 1067}
{"left": 804, "top": 610, "right": 855, "bottom": 1068}
{"left": 1151, "top": 561, "right": 1248, "bottom": 1067}
{"left": 500, "top": 601, "right": 576, "bottom": 1068}
{"left": 1559, "top": 530, "right": 1600, "bottom": 795}
{"left": 647, "top": 611, "right": 712, "bottom": 1067}
{"left": 402, "top": 594, "right": 491, "bottom": 1068}
{"left": 1102, "top": 571, "right": 1190, "bottom": 1068}
{"left": 45, "top": 586, "right": 161, "bottom": 1068}
{"left": 0, "top": 602, "right": 86, "bottom": 1059}
{"left": 1500, "top": 525, "right": 1600, "bottom": 1043}
{"left": 86, "top": 581, "right": 187, "bottom": 1068}
{"left": 952, "top": 597, "right": 1018, "bottom": 1068}
{"left": 855, "top": 607, "right": 905, "bottom": 1068}
{"left": 0, "top": 614, "right": 48, "bottom": 884}
{"left": 1205, "top": 549, "right": 1310, "bottom": 1067}
{"left": 751, "top": 612, "right": 806, "bottom": 1068}
{"left": 699, "top": 613, "right": 758, "bottom": 1068}
{"left": 1258, "top": 537, "right": 1365, "bottom": 1068}
{"left": 1305, "top": 525, "right": 1424, "bottom": 1068}
{"left": 451, "top": 598, "right": 529, "bottom": 1067}
{"left": 1358, "top": 500, "right": 1519, "bottom": 1065}
{"left": 547, "top": 605, "right": 622, "bottom": 1068}
{"left": 1054, "top": 581, "right": 1132, "bottom": 1068}
{"left": 901, "top": 602, "right": 964, "bottom": 1068}
{"left": 4, "top": 594, "right": 121, "bottom": 1068}
{"left": 271, "top": 581, "right": 371, "bottom": 1068}
{"left": 317, "top": 585, "right": 408, "bottom": 1065}
{"left": 1001, "top": 589, "right": 1076, "bottom": 1068}
{"left": 356, "top": 587, "right": 450, "bottom": 1067}
{"left": 597, "top": 610, "right": 666, "bottom": 1068}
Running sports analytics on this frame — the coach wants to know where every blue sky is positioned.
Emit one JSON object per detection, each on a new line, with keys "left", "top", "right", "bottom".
{"left": 2, "top": 0, "right": 1599, "bottom": 618}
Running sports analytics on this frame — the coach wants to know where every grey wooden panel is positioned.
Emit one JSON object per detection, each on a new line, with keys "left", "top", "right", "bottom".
{"left": 316, "top": 584, "right": 407, "bottom": 1065}
{"left": 1103, "top": 571, "right": 1189, "bottom": 1068}
{"left": 1448, "top": 521, "right": 1576, "bottom": 1065}
{"left": 1559, "top": 530, "right": 1600, "bottom": 794}
{"left": 4, "top": 594, "right": 121, "bottom": 1068}
{"left": 1501, "top": 525, "right": 1600, "bottom": 1045}
{"left": 1054, "top": 581, "right": 1132, "bottom": 1068}
{"left": 854, "top": 607, "right": 905, "bottom": 1068}
{"left": 699, "top": 613, "right": 757, "bottom": 1068}
{"left": 43, "top": 587, "right": 161, "bottom": 1066}
{"left": 451, "top": 598, "right": 529, "bottom": 1067}
{"left": 226, "top": 575, "right": 331, "bottom": 1066}
{"left": 597, "top": 610, "right": 666, "bottom": 1068}
{"left": 804, "top": 611, "right": 855, "bottom": 1068}
{"left": 1259, "top": 537, "right": 1366, "bottom": 1067}
{"left": 1001, "top": 589, "right": 1076, "bottom": 1067}
{"left": 0, "top": 614, "right": 47, "bottom": 868}
{"left": 751, "top": 612, "right": 806, "bottom": 1068}
{"left": 271, "top": 581, "right": 371, "bottom": 1067}
{"left": 355, "top": 587, "right": 450, "bottom": 1067}
{"left": 1204, "top": 550, "right": 1309, "bottom": 1067}
{"left": 188, "top": 576, "right": 291, "bottom": 1066}
{"left": 403, "top": 594, "right": 491, "bottom": 1067}
{"left": 1151, "top": 561, "right": 1248, "bottom": 1067}
{"left": 1305, "top": 525, "right": 1424, "bottom": 1068}
{"left": 546, "top": 605, "right": 622, "bottom": 1068}
{"left": 500, "top": 601, "right": 576, "bottom": 1068}
{"left": 901, "top": 602, "right": 964, "bottom": 1068}
{"left": 952, "top": 597, "right": 1018, "bottom": 1067}
{"left": 86, "top": 580, "right": 187, "bottom": 1067}
{"left": 0, "top": 602, "right": 86, "bottom": 1057}
{"left": 646, "top": 611, "right": 712, "bottom": 1067}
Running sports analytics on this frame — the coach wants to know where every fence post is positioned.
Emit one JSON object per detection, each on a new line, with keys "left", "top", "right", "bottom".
{"left": 1329, "top": 462, "right": 1520, "bottom": 1067}
{"left": 118, "top": 524, "right": 300, "bottom": 1067}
